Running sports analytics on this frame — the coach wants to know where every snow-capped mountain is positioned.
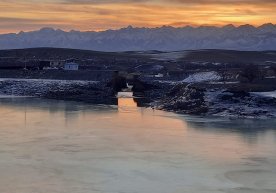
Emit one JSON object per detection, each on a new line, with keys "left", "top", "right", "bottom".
{"left": 1, "top": 24, "right": 276, "bottom": 51}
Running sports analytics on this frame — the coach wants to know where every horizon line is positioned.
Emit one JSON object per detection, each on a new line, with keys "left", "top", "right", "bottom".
{"left": 1, "top": 23, "right": 275, "bottom": 35}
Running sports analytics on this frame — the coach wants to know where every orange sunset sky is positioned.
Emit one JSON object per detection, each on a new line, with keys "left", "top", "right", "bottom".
{"left": 0, "top": 0, "right": 275, "bottom": 34}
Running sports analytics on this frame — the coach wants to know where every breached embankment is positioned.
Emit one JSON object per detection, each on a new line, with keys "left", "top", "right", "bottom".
{"left": 148, "top": 82, "right": 276, "bottom": 118}
{"left": 0, "top": 78, "right": 276, "bottom": 118}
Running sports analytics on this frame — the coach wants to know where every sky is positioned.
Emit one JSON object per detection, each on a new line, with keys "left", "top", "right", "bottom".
{"left": 0, "top": 0, "right": 276, "bottom": 34}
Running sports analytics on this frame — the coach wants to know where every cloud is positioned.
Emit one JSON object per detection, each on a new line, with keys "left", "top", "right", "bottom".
{"left": 58, "top": 0, "right": 276, "bottom": 5}
{"left": 61, "top": 0, "right": 149, "bottom": 3}
{"left": 166, "top": 0, "right": 276, "bottom": 5}
{"left": 0, "top": 0, "right": 275, "bottom": 34}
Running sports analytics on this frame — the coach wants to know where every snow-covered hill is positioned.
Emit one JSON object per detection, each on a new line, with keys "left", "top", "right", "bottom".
{"left": 1, "top": 24, "right": 276, "bottom": 51}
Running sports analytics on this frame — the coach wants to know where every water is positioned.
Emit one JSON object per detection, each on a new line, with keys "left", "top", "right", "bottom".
{"left": 0, "top": 97, "right": 276, "bottom": 193}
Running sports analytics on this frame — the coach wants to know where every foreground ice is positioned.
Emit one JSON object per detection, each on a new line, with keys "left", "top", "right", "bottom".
{"left": 251, "top": 90, "right": 276, "bottom": 98}
{"left": 0, "top": 97, "right": 275, "bottom": 193}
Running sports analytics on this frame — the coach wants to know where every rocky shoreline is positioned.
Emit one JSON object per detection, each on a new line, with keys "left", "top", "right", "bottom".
{"left": 151, "top": 83, "right": 276, "bottom": 118}
{"left": 0, "top": 78, "right": 275, "bottom": 118}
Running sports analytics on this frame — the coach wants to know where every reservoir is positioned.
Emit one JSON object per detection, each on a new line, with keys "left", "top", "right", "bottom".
{"left": 0, "top": 96, "right": 276, "bottom": 193}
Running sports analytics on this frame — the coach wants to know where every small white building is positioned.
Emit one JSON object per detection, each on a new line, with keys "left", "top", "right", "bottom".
{"left": 64, "top": 62, "right": 79, "bottom": 71}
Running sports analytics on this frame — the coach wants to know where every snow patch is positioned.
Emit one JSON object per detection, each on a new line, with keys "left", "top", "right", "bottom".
{"left": 183, "top": 71, "right": 221, "bottom": 83}
{"left": 251, "top": 91, "right": 276, "bottom": 98}
{"left": 0, "top": 78, "right": 99, "bottom": 97}
{"left": 117, "top": 92, "right": 133, "bottom": 98}
{"left": 0, "top": 78, "right": 97, "bottom": 84}
{"left": 0, "top": 95, "right": 33, "bottom": 98}
{"left": 148, "top": 51, "right": 188, "bottom": 61}
{"left": 204, "top": 89, "right": 276, "bottom": 118}
{"left": 209, "top": 81, "right": 239, "bottom": 85}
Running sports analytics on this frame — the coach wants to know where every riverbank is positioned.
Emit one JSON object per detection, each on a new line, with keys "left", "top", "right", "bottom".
{"left": 0, "top": 78, "right": 116, "bottom": 104}
{"left": 146, "top": 81, "right": 276, "bottom": 119}
{"left": 0, "top": 78, "right": 276, "bottom": 118}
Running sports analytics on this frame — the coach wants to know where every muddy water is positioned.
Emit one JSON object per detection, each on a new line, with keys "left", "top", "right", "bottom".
{"left": 0, "top": 97, "right": 276, "bottom": 193}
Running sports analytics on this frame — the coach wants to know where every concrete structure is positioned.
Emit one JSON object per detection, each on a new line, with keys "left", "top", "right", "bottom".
{"left": 50, "top": 60, "right": 65, "bottom": 68}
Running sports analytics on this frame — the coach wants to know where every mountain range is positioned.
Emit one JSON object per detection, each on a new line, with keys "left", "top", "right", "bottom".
{"left": 1, "top": 24, "right": 276, "bottom": 51}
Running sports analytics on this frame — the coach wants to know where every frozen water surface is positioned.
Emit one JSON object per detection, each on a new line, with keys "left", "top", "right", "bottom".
{"left": 0, "top": 97, "right": 276, "bottom": 193}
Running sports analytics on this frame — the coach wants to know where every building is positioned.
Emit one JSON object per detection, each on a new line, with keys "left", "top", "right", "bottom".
{"left": 64, "top": 62, "right": 79, "bottom": 71}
